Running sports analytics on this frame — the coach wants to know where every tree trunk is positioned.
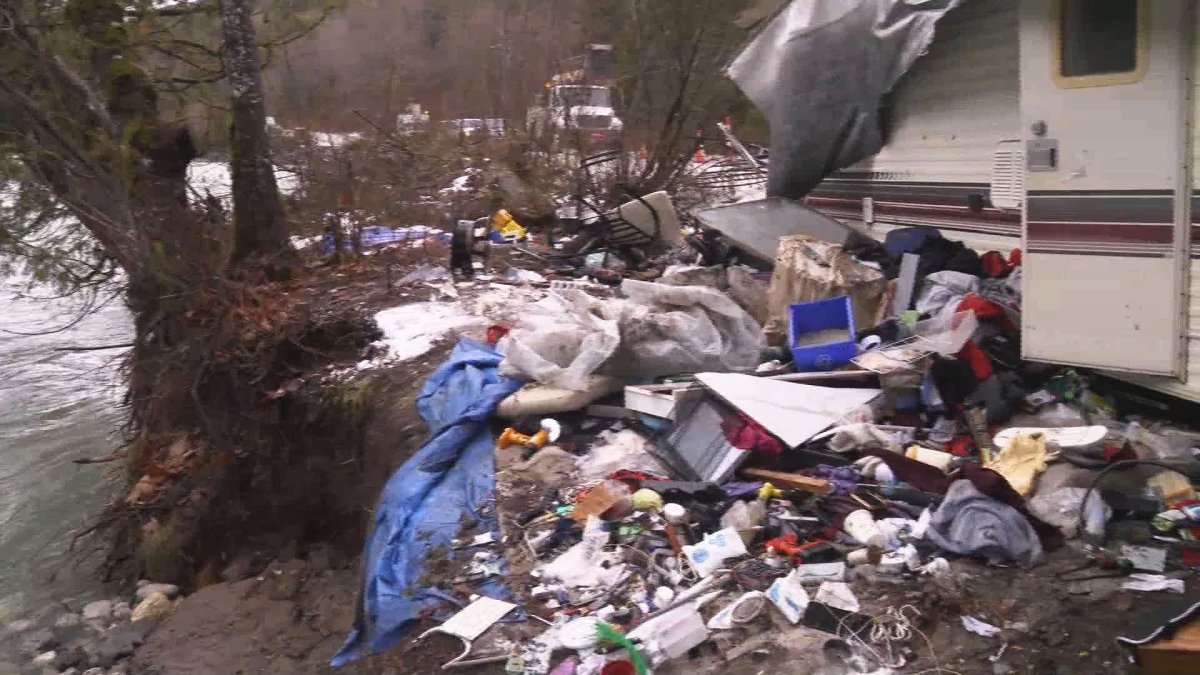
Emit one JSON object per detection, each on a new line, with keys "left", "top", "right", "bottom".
{"left": 220, "top": 0, "right": 291, "bottom": 265}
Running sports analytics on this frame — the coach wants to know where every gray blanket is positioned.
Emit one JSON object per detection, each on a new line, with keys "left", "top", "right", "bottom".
{"left": 926, "top": 479, "right": 1044, "bottom": 568}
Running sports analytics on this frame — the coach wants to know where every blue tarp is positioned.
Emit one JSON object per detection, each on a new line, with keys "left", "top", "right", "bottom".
{"left": 320, "top": 225, "right": 451, "bottom": 254}
{"left": 332, "top": 338, "right": 523, "bottom": 665}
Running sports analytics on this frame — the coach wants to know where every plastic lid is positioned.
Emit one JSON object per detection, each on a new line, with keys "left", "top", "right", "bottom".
{"left": 662, "top": 503, "right": 687, "bottom": 523}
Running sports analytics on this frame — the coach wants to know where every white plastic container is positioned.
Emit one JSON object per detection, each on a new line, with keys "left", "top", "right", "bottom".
{"left": 905, "top": 446, "right": 956, "bottom": 472}
{"left": 843, "top": 509, "right": 887, "bottom": 549}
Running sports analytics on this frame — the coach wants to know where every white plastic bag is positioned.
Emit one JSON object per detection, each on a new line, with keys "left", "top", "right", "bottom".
{"left": 539, "top": 516, "right": 624, "bottom": 587}
{"left": 1027, "top": 487, "right": 1111, "bottom": 538}
{"left": 766, "top": 568, "right": 810, "bottom": 623}
{"left": 682, "top": 527, "right": 748, "bottom": 577}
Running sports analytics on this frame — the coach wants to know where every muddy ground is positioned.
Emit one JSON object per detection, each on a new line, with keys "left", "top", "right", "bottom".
{"left": 130, "top": 497, "right": 1191, "bottom": 674}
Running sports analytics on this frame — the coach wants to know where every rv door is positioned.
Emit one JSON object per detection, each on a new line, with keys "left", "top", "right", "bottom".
{"left": 1019, "top": 0, "right": 1190, "bottom": 375}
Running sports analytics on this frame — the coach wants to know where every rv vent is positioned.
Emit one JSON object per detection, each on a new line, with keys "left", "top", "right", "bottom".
{"left": 990, "top": 140, "right": 1024, "bottom": 211}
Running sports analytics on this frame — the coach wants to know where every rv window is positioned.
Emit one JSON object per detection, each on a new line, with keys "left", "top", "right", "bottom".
{"left": 1059, "top": 0, "right": 1139, "bottom": 78}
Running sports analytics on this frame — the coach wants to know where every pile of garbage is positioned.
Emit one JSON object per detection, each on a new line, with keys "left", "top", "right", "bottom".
{"left": 336, "top": 196, "right": 1200, "bottom": 673}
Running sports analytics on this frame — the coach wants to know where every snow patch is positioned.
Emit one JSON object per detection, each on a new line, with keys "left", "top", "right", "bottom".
{"left": 440, "top": 168, "right": 480, "bottom": 195}
{"left": 187, "top": 161, "right": 299, "bottom": 205}
{"left": 310, "top": 132, "right": 363, "bottom": 149}
{"left": 373, "top": 302, "right": 487, "bottom": 362}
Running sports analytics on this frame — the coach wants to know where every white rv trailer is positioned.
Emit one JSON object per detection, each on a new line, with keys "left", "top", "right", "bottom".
{"left": 805, "top": 0, "right": 1200, "bottom": 402}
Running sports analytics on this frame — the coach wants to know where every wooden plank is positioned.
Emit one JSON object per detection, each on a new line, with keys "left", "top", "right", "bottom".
{"left": 741, "top": 468, "right": 832, "bottom": 495}
{"left": 1139, "top": 617, "right": 1200, "bottom": 675}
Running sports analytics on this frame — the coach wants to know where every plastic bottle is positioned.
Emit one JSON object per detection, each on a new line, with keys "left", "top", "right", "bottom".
{"left": 905, "top": 445, "right": 956, "bottom": 472}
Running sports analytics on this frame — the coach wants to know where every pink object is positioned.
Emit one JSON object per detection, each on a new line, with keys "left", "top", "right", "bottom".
{"left": 549, "top": 657, "right": 578, "bottom": 675}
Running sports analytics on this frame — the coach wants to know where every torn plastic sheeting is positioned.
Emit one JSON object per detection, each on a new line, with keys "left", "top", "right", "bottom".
{"left": 332, "top": 338, "right": 523, "bottom": 665}
{"left": 578, "top": 429, "right": 667, "bottom": 482}
{"left": 728, "top": 0, "right": 961, "bottom": 199}
{"left": 539, "top": 515, "right": 627, "bottom": 588}
{"left": 500, "top": 279, "right": 762, "bottom": 391}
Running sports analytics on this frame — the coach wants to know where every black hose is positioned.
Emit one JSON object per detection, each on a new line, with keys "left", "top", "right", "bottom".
{"left": 1075, "top": 459, "right": 1189, "bottom": 544}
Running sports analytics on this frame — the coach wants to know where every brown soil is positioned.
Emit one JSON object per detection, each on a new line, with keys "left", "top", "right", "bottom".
{"left": 131, "top": 508, "right": 1187, "bottom": 675}
{"left": 128, "top": 558, "right": 478, "bottom": 675}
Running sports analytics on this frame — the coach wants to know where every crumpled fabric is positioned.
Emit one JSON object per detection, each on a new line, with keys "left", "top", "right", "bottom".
{"left": 861, "top": 451, "right": 1064, "bottom": 552}
{"left": 721, "top": 413, "right": 785, "bottom": 458}
{"left": 957, "top": 293, "right": 1018, "bottom": 334}
{"left": 984, "top": 432, "right": 1049, "bottom": 497}
{"left": 979, "top": 267, "right": 1022, "bottom": 327}
{"left": 915, "top": 271, "right": 980, "bottom": 332}
{"left": 924, "top": 479, "right": 1044, "bottom": 568}
{"left": 826, "top": 422, "right": 906, "bottom": 454}
{"left": 810, "top": 464, "right": 859, "bottom": 496}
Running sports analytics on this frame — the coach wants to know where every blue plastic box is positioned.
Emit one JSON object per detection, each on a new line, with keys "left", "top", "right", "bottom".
{"left": 787, "top": 295, "right": 857, "bottom": 371}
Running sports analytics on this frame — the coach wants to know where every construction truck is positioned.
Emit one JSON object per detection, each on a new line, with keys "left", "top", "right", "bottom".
{"left": 526, "top": 44, "right": 623, "bottom": 146}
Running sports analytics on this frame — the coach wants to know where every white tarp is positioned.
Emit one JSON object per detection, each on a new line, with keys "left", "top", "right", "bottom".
{"left": 500, "top": 280, "right": 763, "bottom": 391}
{"left": 696, "top": 372, "right": 880, "bottom": 448}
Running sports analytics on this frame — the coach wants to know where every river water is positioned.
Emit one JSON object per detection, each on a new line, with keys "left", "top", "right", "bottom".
{"left": 0, "top": 283, "right": 131, "bottom": 618}
{"left": 0, "top": 160, "right": 291, "bottom": 619}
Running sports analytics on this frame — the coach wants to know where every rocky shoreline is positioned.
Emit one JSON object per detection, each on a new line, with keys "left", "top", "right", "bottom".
{"left": 3, "top": 582, "right": 181, "bottom": 675}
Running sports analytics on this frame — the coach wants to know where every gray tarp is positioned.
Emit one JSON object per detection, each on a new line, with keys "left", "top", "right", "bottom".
{"left": 728, "top": 0, "right": 961, "bottom": 199}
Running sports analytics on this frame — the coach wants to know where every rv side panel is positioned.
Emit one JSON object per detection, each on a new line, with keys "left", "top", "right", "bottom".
{"left": 806, "top": 0, "right": 1021, "bottom": 251}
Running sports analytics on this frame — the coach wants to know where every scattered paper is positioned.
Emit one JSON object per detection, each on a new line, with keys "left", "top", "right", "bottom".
{"left": 961, "top": 615, "right": 1002, "bottom": 637}
{"left": 1123, "top": 573, "right": 1185, "bottom": 594}
{"left": 814, "top": 581, "right": 860, "bottom": 613}
{"left": 792, "top": 561, "right": 846, "bottom": 583}
{"left": 505, "top": 268, "right": 547, "bottom": 284}
{"left": 1120, "top": 545, "right": 1168, "bottom": 573}
{"left": 436, "top": 596, "right": 518, "bottom": 641}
